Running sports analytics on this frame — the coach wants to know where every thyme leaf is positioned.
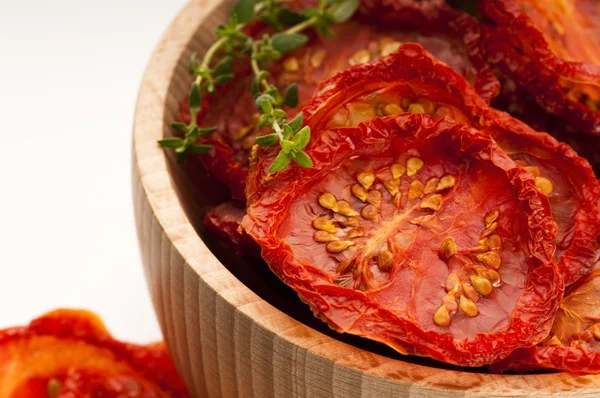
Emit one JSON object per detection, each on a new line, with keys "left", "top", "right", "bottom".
{"left": 158, "top": 0, "right": 358, "bottom": 171}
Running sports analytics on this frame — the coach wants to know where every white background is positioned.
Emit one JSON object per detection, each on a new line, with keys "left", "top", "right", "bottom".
{"left": 0, "top": 0, "right": 187, "bottom": 342}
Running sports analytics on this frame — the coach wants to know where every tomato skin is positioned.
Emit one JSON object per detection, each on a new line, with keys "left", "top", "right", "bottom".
{"left": 491, "top": 270, "right": 600, "bottom": 374}
{"left": 243, "top": 114, "right": 562, "bottom": 367}
{"left": 248, "top": 43, "right": 600, "bottom": 287}
{"left": 481, "top": 0, "right": 600, "bottom": 136}
{"left": 0, "top": 310, "right": 189, "bottom": 398}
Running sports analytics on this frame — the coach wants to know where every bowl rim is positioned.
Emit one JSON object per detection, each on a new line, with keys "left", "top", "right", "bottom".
{"left": 132, "top": 0, "right": 600, "bottom": 394}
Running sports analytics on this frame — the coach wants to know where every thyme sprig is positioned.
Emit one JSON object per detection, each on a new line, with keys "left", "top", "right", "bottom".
{"left": 158, "top": 0, "right": 359, "bottom": 171}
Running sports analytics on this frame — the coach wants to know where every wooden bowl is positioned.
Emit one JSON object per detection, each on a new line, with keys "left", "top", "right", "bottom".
{"left": 132, "top": 0, "right": 600, "bottom": 396}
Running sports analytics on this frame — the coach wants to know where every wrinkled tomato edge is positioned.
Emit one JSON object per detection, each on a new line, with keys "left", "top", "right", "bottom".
{"left": 490, "top": 345, "right": 600, "bottom": 375}
{"left": 359, "top": 0, "right": 500, "bottom": 101}
{"left": 305, "top": 43, "right": 489, "bottom": 125}
{"left": 482, "top": 0, "right": 600, "bottom": 84}
{"left": 481, "top": 3, "right": 600, "bottom": 136}
{"left": 481, "top": 25, "right": 600, "bottom": 136}
{"left": 481, "top": 110, "right": 600, "bottom": 286}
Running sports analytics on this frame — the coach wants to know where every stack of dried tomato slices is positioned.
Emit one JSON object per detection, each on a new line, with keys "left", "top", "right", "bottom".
{"left": 180, "top": 0, "right": 600, "bottom": 373}
{"left": 482, "top": 0, "right": 600, "bottom": 136}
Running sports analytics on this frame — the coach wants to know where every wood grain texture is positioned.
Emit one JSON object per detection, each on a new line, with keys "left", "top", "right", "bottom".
{"left": 131, "top": 0, "right": 600, "bottom": 396}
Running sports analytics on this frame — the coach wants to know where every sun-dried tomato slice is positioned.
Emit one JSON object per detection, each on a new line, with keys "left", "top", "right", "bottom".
{"left": 358, "top": 0, "right": 499, "bottom": 101}
{"left": 248, "top": 44, "right": 600, "bottom": 285}
{"left": 0, "top": 309, "right": 189, "bottom": 398}
{"left": 205, "top": 202, "right": 260, "bottom": 256}
{"left": 483, "top": 0, "right": 600, "bottom": 80}
{"left": 546, "top": 124, "right": 600, "bottom": 176}
{"left": 205, "top": 202, "right": 246, "bottom": 246}
{"left": 491, "top": 77, "right": 600, "bottom": 175}
{"left": 491, "top": 269, "right": 600, "bottom": 374}
{"left": 242, "top": 113, "right": 561, "bottom": 366}
{"left": 485, "top": 113, "right": 600, "bottom": 285}
{"left": 178, "top": 3, "right": 499, "bottom": 200}
{"left": 481, "top": 0, "right": 600, "bottom": 136}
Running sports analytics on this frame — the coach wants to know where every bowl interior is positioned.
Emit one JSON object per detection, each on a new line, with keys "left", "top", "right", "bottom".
{"left": 149, "top": 0, "right": 598, "bottom": 393}
{"left": 159, "top": 0, "right": 500, "bottom": 375}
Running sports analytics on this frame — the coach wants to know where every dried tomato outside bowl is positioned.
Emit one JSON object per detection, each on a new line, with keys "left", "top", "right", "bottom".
{"left": 491, "top": 269, "right": 600, "bottom": 374}
{"left": 0, "top": 310, "right": 189, "bottom": 397}
{"left": 242, "top": 113, "right": 562, "bottom": 366}
{"left": 177, "top": 0, "right": 499, "bottom": 201}
{"left": 248, "top": 44, "right": 600, "bottom": 287}
{"left": 481, "top": 0, "right": 600, "bottom": 136}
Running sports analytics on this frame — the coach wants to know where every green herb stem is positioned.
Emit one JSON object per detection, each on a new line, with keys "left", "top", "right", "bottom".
{"left": 250, "top": 56, "right": 284, "bottom": 140}
{"left": 189, "top": 34, "right": 242, "bottom": 128}
{"left": 284, "top": 16, "right": 317, "bottom": 35}
{"left": 202, "top": 36, "right": 230, "bottom": 70}
{"left": 250, "top": 15, "right": 321, "bottom": 142}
